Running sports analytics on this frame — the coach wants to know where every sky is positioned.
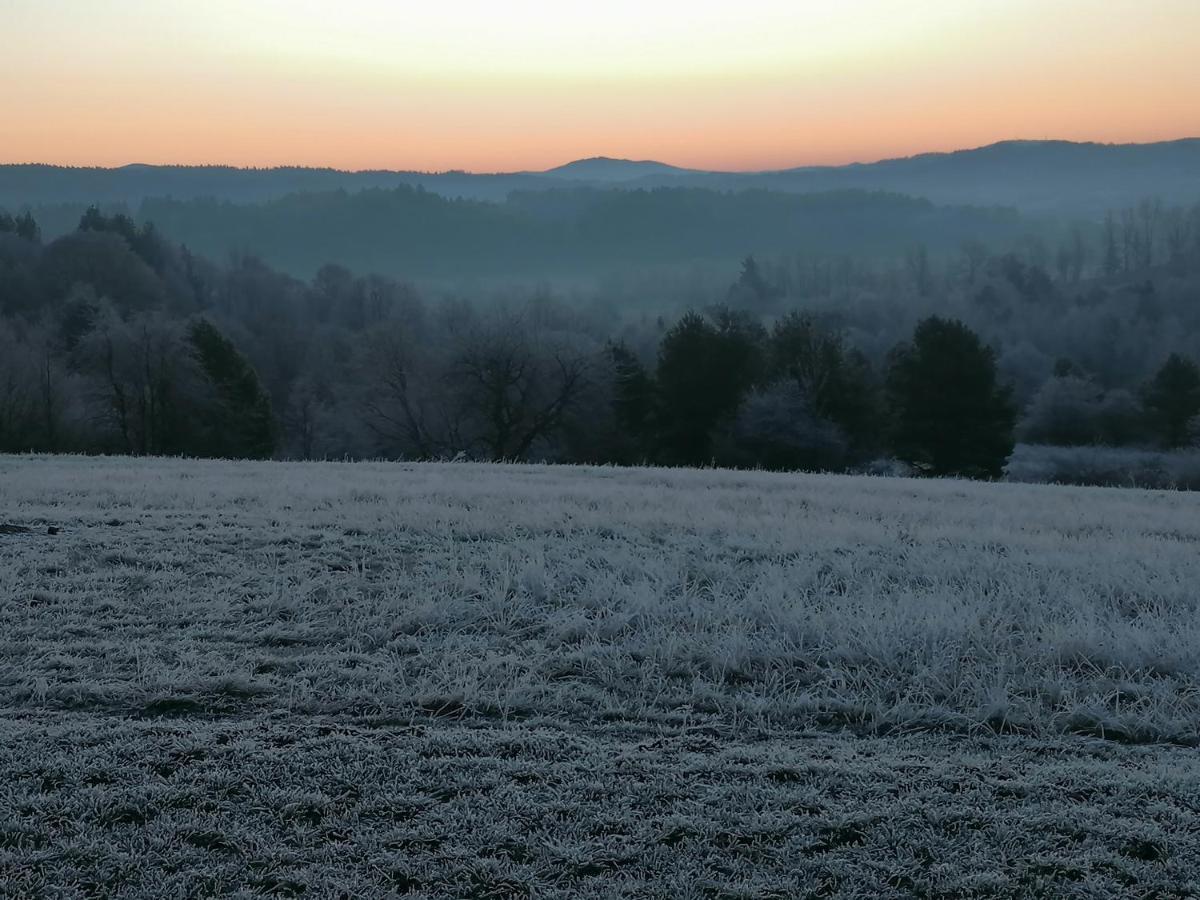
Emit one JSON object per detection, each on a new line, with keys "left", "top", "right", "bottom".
{"left": 2, "top": 0, "right": 1198, "bottom": 172}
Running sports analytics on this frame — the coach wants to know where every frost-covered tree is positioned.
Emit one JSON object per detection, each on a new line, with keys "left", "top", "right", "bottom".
{"left": 78, "top": 308, "right": 196, "bottom": 455}
{"left": 447, "top": 311, "right": 593, "bottom": 462}
{"left": 1020, "top": 375, "right": 1105, "bottom": 446}
{"left": 724, "top": 380, "right": 849, "bottom": 472}
{"left": 360, "top": 321, "right": 452, "bottom": 459}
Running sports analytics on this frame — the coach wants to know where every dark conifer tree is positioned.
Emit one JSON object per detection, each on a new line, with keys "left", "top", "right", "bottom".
{"left": 728, "top": 255, "right": 776, "bottom": 309}
{"left": 14, "top": 212, "right": 40, "bottom": 243}
{"left": 187, "top": 318, "right": 276, "bottom": 458}
{"left": 656, "top": 309, "right": 763, "bottom": 465}
{"left": 768, "top": 312, "right": 878, "bottom": 452}
{"left": 608, "top": 341, "right": 656, "bottom": 459}
{"left": 886, "top": 316, "right": 1015, "bottom": 478}
{"left": 1144, "top": 353, "right": 1200, "bottom": 448}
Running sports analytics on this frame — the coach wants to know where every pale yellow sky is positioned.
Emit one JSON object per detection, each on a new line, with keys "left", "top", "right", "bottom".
{"left": 2, "top": 0, "right": 1197, "bottom": 170}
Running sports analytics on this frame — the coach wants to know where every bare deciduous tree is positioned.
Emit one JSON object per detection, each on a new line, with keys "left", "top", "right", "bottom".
{"left": 361, "top": 323, "right": 463, "bottom": 459}
{"left": 448, "top": 311, "right": 592, "bottom": 461}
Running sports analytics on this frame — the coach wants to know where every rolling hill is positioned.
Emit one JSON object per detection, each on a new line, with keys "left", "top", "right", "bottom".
{"left": 540, "top": 156, "right": 697, "bottom": 181}
{"left": 3, "top": 139, "right": 1198, "bottom": 214}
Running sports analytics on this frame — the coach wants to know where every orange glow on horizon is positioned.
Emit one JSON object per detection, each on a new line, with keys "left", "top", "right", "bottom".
{"left": 1, "top": 0, "right": 1197, "bottom": 172}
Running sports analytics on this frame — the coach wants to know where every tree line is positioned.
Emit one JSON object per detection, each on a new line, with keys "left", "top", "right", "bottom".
{"left": 1, "top": 206, "right": 1199, "bottom": 476}
{"left": 31, "top": 186, "right": 1026, "bottom": 280}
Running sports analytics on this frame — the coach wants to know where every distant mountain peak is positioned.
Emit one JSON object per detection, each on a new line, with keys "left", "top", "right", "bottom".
{"left": 541, "top": 157, "right": 694, "bottom": 181}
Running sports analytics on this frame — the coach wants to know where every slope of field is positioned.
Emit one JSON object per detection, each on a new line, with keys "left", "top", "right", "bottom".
{"left": 1, "top": 456, "right": 1198, "bottom": 896}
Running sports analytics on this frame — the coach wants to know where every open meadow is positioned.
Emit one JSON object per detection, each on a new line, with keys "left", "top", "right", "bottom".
{"left": 2, "top": 455, "right": 1199, "bottom": 897}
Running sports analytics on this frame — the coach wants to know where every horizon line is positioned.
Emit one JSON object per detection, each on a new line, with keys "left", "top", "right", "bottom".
{"left": 3, "top": 136, "right": 1198, "bottom": 178}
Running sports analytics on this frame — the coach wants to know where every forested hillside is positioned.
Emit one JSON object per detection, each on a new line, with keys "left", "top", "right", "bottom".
{"left": 26, "top": 187, "right": 1025, "bottom": 280}
{"left": 2, "top": 201, "right": 1199, "bottom": 480}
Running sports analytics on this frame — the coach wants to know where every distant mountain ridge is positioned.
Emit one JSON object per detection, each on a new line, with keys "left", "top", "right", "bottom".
{"left": 539, "top": 157, "right": 697, "bottom": 181}
{"left": 750, "top": 139, "right": 1200, "bottom": 211}
{"left": 2, "top": 138, "right": 1198, "bottom": 215}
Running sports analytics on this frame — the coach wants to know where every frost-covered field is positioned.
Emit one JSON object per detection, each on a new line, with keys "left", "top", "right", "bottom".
{"left": 2, "top": 455, "right": 1199, "bottom": 896}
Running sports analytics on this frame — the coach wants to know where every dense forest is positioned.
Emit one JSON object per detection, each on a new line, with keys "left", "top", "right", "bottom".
{"left": 2, "top": 200, "right": 1199, "bottom": 482}
{"left": 27, "top": 187, "right": 1027, "bottom": 281}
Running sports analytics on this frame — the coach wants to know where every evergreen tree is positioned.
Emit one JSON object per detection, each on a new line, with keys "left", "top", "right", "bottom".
{"left": 14, "top": 211, "right": 40, "bottom": 243}
{"left": 768, "top": 312, "right": 878, "bottom": 452}
{"left": 886, "top": 316, "right": 1015, "bottom": 478}
{"left": 1144, "top": 353, "right": 1200, "bottom": 447}
{"left": 655, "top": 309, "right": 763, "bottom": 465}
{"left": 78, "top": 206, "right": 166, "bottom": 271}
{"left": 728, "top": 255, "right": 776, "bottom": 309}
{"left": 78, "top": 205, "right": 108, "bottom": 233}
{"left": 608, "top": 341, "right": 656, "bottom": 459}
{"left": 187, "top": 318, "right": 275, "bottom": 458}
{"left": 1102, "top": 211, "right": 1121, "bottom": 277}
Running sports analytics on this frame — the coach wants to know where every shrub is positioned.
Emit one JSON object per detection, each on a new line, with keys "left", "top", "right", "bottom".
{"left": 1005, "top": 443, "right": 1200, "bottom": 489}
{"left": 722, "top": 381, "right": 850, "bottom": 472}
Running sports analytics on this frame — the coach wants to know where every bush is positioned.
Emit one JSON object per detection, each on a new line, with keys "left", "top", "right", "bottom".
{"left": 721, "top": 381, "right": 850, "bottom": 472}
{"left": 1005, "top": 443, "right": 1200, "bottom": 489}
{"left": 1020, "top": 376, "right": 1149, "bottom": 446}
